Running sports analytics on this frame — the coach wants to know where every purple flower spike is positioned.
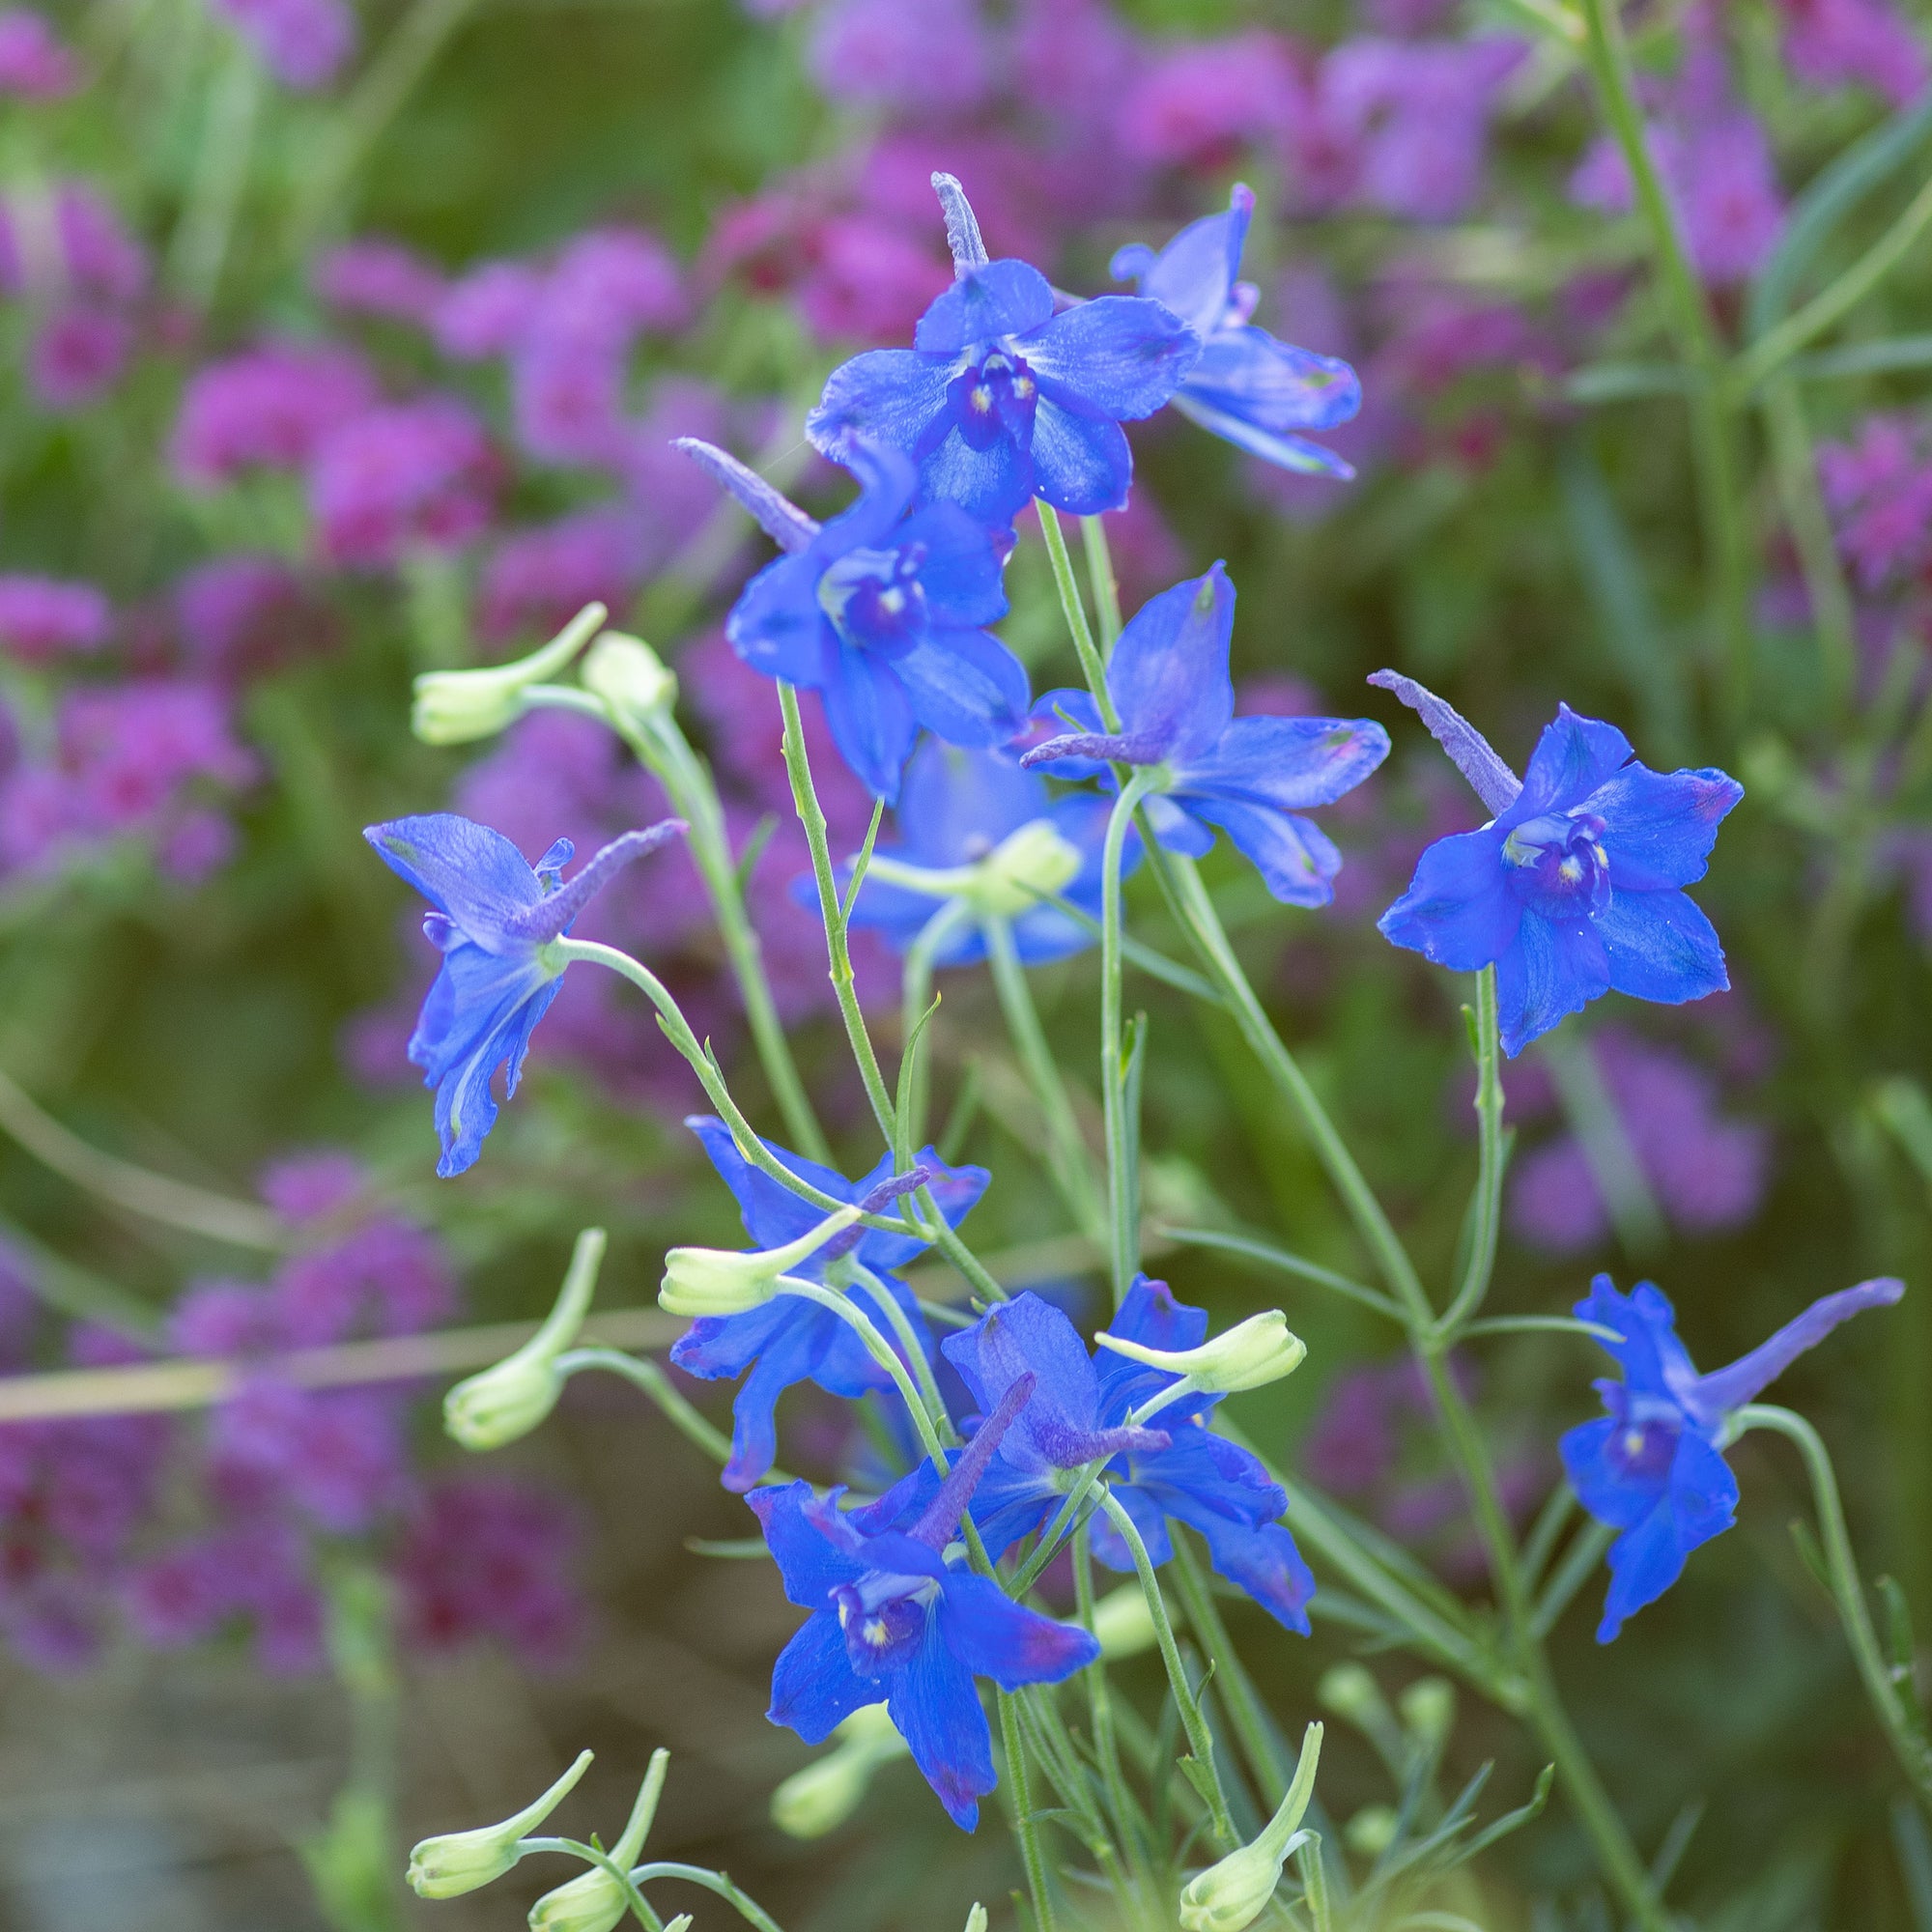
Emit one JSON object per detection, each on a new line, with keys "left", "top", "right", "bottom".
{"left": 1563, "top": 1274, "right": 1904, "bottom": 1640}
{"left": 807, "top": 173, "right": 1198, "bottom": 527}
{"left": 1378, "top": 695, "right": 1743, "bottom": 1056}
{"left": 1026, "top": 565, "right": 1389, "bottom": 905}
{"left": 364, "top": 812, "right": 684, "bottom": 1176}
{"left": 750, "top": 1370, "right": 1098, "bottom": 1831}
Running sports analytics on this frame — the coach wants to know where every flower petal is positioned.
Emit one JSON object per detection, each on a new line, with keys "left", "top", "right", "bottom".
{"left": 769, "top": 1609, "right": 878, "bottom": 1742}
{"left": 1026, "top": 393, "right": 1134, "bottom": 516}
{"left": 919, "top": 423, "right": 1036, "bottom": 526}
{"left": 1112, "top": 187, "right": 1250, "bottom": 336}
{"left": 1174, "top": 393, "right": 1356, "bottom": 477}
{"left": 821, "top": 640, "right": 921, "bottom": 802}
{"left": 1026, "top": 297, "right": 1200, "bottom": 419}
{"left": 1378, "top": 826, "right": 1520, "bottom": 971}
{"left": 896, "top": 502, "right": 1011, "bottom": 628}
{"left": 1505, "top": 704, "right": 1634, "bottom": 825}
{"left": 1595, "top": 889, "right": 1728, "bottom": 1007}
{"left": 914, "top": 259, "right": 1056, "bottom": 355}
{"left": 937, "top": 1572, "right": 1099, "bottom": 1687}
{"left": 1188, "top": 1517, "right": 1315, "bottom": 1634}
{"left": 1560, "top": 1416, "right": 1669, "bottom": 1533}
{"left": 1172, "top": 714, "right": 1390, "bottom": 810}
{"left": 748, "top": 1482, "right": 867, "bottom": 1610}
{"left": 1494, "top": 909, "right": 1609, "bottom": 1056}
{"left": 365, "top": 813, "right": 543, "bottom": 949}
{"left": 685, "top": 1113, "right": 854, "bottom": 1250}
{"left": 726, "top": 553, "right": 834, "bottom": 687}
{"left": 1180, "top": 795, "right": 1346, "bottom": 906}
{"left": 810, "top": 349, "right": 954, "bottom": 460}
{"left": 1183, "top": 328, "right": 1361, "bottom": 433}
{"left": 1107, "top": 564, "right": 1236, "bottom": 760}
{"left": 1591, "top": 763, "right": 1745, "bottom": 891}
{"left": 942, "top": 1292, "right": 1102, "bottom": 1472}
{"left": 886, "top": 1617, "right": 998, "bottom": 1830}
{"left": 897, "top": 740, "right": 1045, "bottom": 866}
{"left": 892, "top": 626, "right": 1031, "bottom": 749}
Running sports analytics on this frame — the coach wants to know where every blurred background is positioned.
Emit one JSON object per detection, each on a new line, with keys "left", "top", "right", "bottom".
{"left": 1, "top": 0, "right": 1931, "bottom": 1923}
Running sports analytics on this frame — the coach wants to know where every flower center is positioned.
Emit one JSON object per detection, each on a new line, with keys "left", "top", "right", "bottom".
{"left": 818, "top": 544, "right": 929, "bottom": 656}
{"left": 949, "top": 348, "right": 1039, "bottom": 454}
{"left": 1609, "top": 1414, "right": 1679, "bottom": 1484}
{"left": 833, "top": 1571, "right": 940, "bottom": 1674}
{"left": 1501, "top": 810, "right": 1611, "bottom": 914}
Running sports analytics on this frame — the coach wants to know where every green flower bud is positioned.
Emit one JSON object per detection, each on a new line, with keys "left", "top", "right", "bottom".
{"left": 963, "top": 1908, "right": 987, "bottom": 1932}
{"left": 770, "top": 1704, "right": 908, "bottom": 1838}
{"left": 528, "top": 1749, "right": 668, "bottom": 1932}
{"left": 866, "top": 816, "right": 1082, "bottom": 923}
{"left": 1096, "top": 1309, "right": 1306, "bottom": 1397}
{"left": 659, "top": 1205, "right": 862, "bottom": 1318}
{"left": 406, "top": 1749, "right": 593, "bottom": 1898}
{"left": 582, "top": 631, "right": 678, "bottom": 723}
{"left": 412, "top": 603, "right": 606, "bottom": 747}
{"left": 1398, "top": 1675, "right": 1455, "bottom": 1751}
{"left": 1090, "top": 1584, "right": 1158, "bottom": 1662}
{"left": 1178, "top": 1722, "right": 1323, "bottom": 1932}
{"left": 445, "top": 1228, "right": 606, "bottom": 1451}
{"left": 1315, "top": 1662, "right": 1389, "bottom": 1729}
{"left": 1344, "top": 1804, "right": 1398, "bottom": 1858}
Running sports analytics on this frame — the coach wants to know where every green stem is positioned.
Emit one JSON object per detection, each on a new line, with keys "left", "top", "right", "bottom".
{"left": 1738, "top": 1404, "right": 1932, "bottom": 1816}
{"left": 777, "top": 682, "right": 896, "bottom": 1143}
{"left": 1080, "top": 515, "right": 1124, "bottom": 651}
{"left": 1037, "top": 505, "right": 1120, "bottom": 729}
{"left": 999, "top": 1688, "right": 1058, "bottom": 1932}
{"left": 1761, "top": 379, "right": 1860, "bottom": 717}
{"left": 623, "top": 1862, "right": 785, "bottom": 1932}
{"left": 168, "top": 38, "right": 259, "bottom": 311}
{"left": 1437, "top": 967, "right": 1505, "bottom": 1335}
{"left": 1073, "top": 1522, "right": 1151, "bottom": 1893}
{"left": 899, "top": 905, "right": 968, "bottom": 1153}
{"left": 1098, "top": 1489, "right": 1236, "bottom": 1847}
{"left": 1169, "top": 1533, "right": 1290, "bottom": 1803}
{"left": 1102, "top": 774, "right": 1159, "bottom": 1305}
{"left": 554, "top": 1348, "right": 744, "bottom": 1475}
{"left": 849, "top": 1260, "right": 958, "bottom": 1451}
{"left": 777, "top": 1280, "right": 952, "bottom": 1470}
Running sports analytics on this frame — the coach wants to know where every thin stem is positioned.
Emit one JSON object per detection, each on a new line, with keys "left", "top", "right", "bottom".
{"left": 1738, "top": 1404, "right": 1932, "bottom": 1815}
{"left": 1074, "top": 1521, "right": 1150, "bottom": 1892}
{"left": 1155, "top": 1227, "right": 1403, "bottom": 1323}
{"left": 1103, "top": 774, "right": 1159, "bottom": 1306}
{"left": 999, "top": 1689, "right": 1058, "bottom": 1932}
{"left": 899, "top": 905, "right": 969, "bottom": 1153}
{"left": 1762, "top": 379, "right": 1859, "bottom": 717}
{"left": 167, "top": 38, "right": 259, "bottom": 311}
{"left": 1080, "top": 515, "right": 1124, "bottom": 651}
{"left": 554, "top": 1348, "right": 746, "bottom": 1475}
{"left": 1098, "top": 1489, "right": 1237, "bottom": 1847}
{"left": 849, "top": 1260, "right": 958, "bottom": 1450}
{"left": 1436, "top": 967, "right": 1505, "bottom": 1336}
{"left": 1037, "top": 505, "right": 1120, "bottom": 729}
{"left": 778, "top": 1280, "right": 952, "bottom": 1471}
{"left": 1009, "top": 1461, "right": 1108, "bottom": 1596}
{"left": 1170, "top": 1533, "right": 1291, "bottom": 1803}
{"left": 623, "top": 1862, "right": 786, "bottom": 1932}
{"left": 983, "top": 915, "right": 1105, "bottom": 1240}
{"left": 777, "top": 682, "right": 896, "bottom": 1142}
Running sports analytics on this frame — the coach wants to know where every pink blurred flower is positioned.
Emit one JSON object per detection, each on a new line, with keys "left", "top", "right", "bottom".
{"left": 0, "top": 9, "right": 78, "bottom": 97}
{"left": 313, "top": 236, "right": 447, "bottom": 324}
{"left": 1774, "top": 0, "right": 1927, "bottom": 102}
{"left": 171, "top": 340, "right": 379, "bottom": 485}
{"left": 0, "top": 575, "right": 110, "bottom": 662}
{"left": 212, "top": 0, "right": 356, "bottom": 89}
{"left": 309, "top": 397, "right": 498, "bottom": 566}
{"left": 1118, "top": 32, "right": 1298, "bottom": 170}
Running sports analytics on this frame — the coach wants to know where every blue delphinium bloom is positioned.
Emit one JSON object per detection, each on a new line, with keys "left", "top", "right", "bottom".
{"left": 669, "top": 1115, "right": 989, "bottom": 1492}
{"left": 1372, "top": 671, "right": 1744, "bottom": 1057}
{"left": 831, "top": 737, "right": 1138, "bottom": 967}
{"left": 940, "top": 1279, "right": 1317, "bottom": 1631}
{"left": 1561, "top": 1272, "right": 1903, "bottom": 1641}
{"left": 751, "top": 1372, "right": 1099, "bottom": 1829}
{"left": 1111, "top": 184, "right": 1361, "bottom": 479}
{"left": 681, "top": 436, "right": 1026, "bottom": 804}
{"left": 1023, "top": 564, "right": 1390, "bottom": 905}
{"left": 365, "top": 812, "right": 684, "bottom": 1178}
{"left": 807, "top": 173, "right": 1199, "bottom": 528}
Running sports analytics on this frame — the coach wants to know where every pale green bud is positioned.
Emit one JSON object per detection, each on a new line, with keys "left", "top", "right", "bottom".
{"left": 866, "top": 816, "right": 1081, "bottom": 923}
{"left": 1096, "top": 1309, "right": 1305, "bottom": 1396}
{"left": 528, "top": 1748, "right": 668, "bottom": 1932}
{"left": 659, "top": 1205, "right": 862, "bottom": 1318}
{"left": 769, "top": 1704, "right": 908, "bottom": 1838}
{"left": 582, "top": 632, "right": 677, "bottom": 722}
{"left": 1090, "top": 1584, "right": 1158, "bottom": 1662}
{"left": 445, "top": 1229, "right": 606, "bottom": 1451}
{"left": 963, "top": 1908, "right": 987, "bottom": 1932}
{"left": 412, "top": 603, "right": 606, "bottom": 746}
{"left": 1178, "top": 1722, "right": 1323, "bottom": 1932}
{"left": 1398, "top": 1675, "right": 1455, "bottom": 1751}
{"left": 1315, "top": 1662, "right": 1388, "bottom": 1729}
{"left": 1344, "top": 1804, "right": 1398, "bottom": 1858}
{"left": 406, "top": 1749, "right": 593, "bottom": 1898}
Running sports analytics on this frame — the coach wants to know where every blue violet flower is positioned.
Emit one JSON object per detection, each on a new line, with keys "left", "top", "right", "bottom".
{"left": 1561, "top": 1273, "right": 1903, "bottom": 1640}
{"left": 682, "top": 436, "right": 1027, "bottom": 804}
{"left": 1023, "top": 564, "right": 1390, "bottom": 905}
{"left": 365, "top": 812, "right": 684, "bottom": 1178}
{"left": 941, "top": 1280, "right": 1317, "bottom": 1632}
{"left": 1112, "top": 184, "right": 1362, "bottom": 478}
{"left": 669, "top": 1115, "right": 989, "bottom": 1492}
{"left": 1373, "top": 671, "right": 1744, "bottom": 1056}
{"left": 806, "top": 173, "right": 1199, "bottom": 527}
{"left": 750, "top": 1373, "right": 1099, "bottom": 1829}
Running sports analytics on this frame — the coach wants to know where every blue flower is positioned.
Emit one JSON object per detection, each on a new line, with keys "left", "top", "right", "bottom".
{"left": 682, "top": 436, "right": 1026, "bottom": 804}
{"left": 806, "top": 173, "right": 1199, "bottom": 528}
{"left": 669, "top": 1116, "right": 989, "bottom": 1492}
{"left": 1022, "top": 564, "right": 1390, "bottom": 905}
{"left": 1111, "top": 184, "right": 1361, "bottom": 479}
{"left": 1561, "top": 1273, "right": 1903, "bottom": 1640}
{"left": 365, "top": 813, "right": 684, "bottom": 1178}
{"left": 940, "top": 1280, "right": 1317, "bottom": 1632}
{"left": 830, "top": 737, "right": 1138, "bottom": 967}
{"left": 1373, "top": 674, "right": 1744, "bottom": 1057}
{"left": 750, "top": 1373, "right": 1099, "bottom": 1830}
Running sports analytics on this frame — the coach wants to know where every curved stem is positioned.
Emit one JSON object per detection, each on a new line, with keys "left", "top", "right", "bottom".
{"left": 1037, "top": 505, "right": 1120, "bottom": 730}
{"left": 899, "top": 902, "right": 971, "bottom": 1153}
{"left": 1102, "top": 773, "right": 1159, "bottom": 1306}
{"left": 624, "top": 1861, "right": 786, "bottom": 1932}
{"left": 554, "top": 1347, "right": 753, "bottom": 1476}
{"left": 778, "top": 1278, "right": 952, "bottom": 1470}
{"left": 1436, "top": 966, "right": 1505, "bottom": 1335}
{"left": 1738, "top": 1403, "right": 1932, "bottom": 1815}
{"left": 848, "top": 1260, "right": 957, "bottom": 1452}
{"left": 1073, "top": 1521, "right": 1148, "bottom": 1889}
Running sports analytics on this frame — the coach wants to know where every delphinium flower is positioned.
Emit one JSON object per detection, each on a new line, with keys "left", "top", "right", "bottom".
{"left": 689, "top": 436, "right": 1026, "bottom": 802}
{"left": 751, "top": 1373, "right": 1099, "bottom": 1828}
{"left": 838, "top": 737, "right": 1132, "bottom": 965}
{"left": 1024, "top": 563, "right": 1390, "bottom": 905}
{"left": 1772, "top": 0, "right": 1927, "bottom": 105}
{"left": 1110, "top": 185, "right": 1361, "bottom": 478}
{"left": 1374, "top": 672, "right": 1744, "bottom": 1056}
{"left": 668, "top": 1114, "right": 988, "bottom": 1491}
{"left": 1816, "top": 413, "right": 1932, "bottom": 592}
{"left": 807, "top": 173, "right": 1198, "bottom": 527}
{"left": 0, "top": 575, "right": 111, "bottom": 664}
{"left": 363, "top": 811, "right": 686, "bottom": 1175}
{"left": 940, "top": 1281, "right": 1317, "bottom": 1629}
{"left": 310, "top": 397, "right": 499, "bottom": 568}
{"left": 0, "top": 10, "right": 80, "bottom": 97}
{"left": 212, "top": 0, "right": 357, "bottom": 89}
{"left": 1508, "top": 1030, "right": 1769, "bottom": 1254}
{"left": 170, "top": 340, "right": 378, "bottom": 486}
{"left": 1561, "top": 1273, "right": 1903, "bottom": 1638}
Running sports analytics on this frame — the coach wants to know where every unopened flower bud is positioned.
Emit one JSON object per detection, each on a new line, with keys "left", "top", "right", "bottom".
{"left": 1398, "top": 1676, "right": 1455, "bottom": 1751}
{"left": 1178, "top": 1722, "right": 1323, "bottom": 1932}
{"left": 445, "top": 1228, "right": 606, "bottom": 1451}
{"left": 660, "top": 1205, "right": 862, "bottom": 1318}
{"left": 528, "top": 1749, "right": 668, "bottom": 1932}
{"left": 770, "top": 1703, "right": 909, "bottom": 1838}
{"left": 964, "top": 818, "right": 1082, "bottom": 918}
{"left": 1091, "top": 1584, "right": 1158, "bottom": 1662}
{"left": 582, "top": 631, "right": 677, "bottom": 722}
{"left": 412, "top": 603, "right": 606, "bottom": 746}
{"left": 1316, "top": 1662, "right": 1388, "bottom": 1728}
{"left": 406, "top": 1749, "right": 593, "bottom": 1898}
{"left": 1344, "top": 1804, "right": 1398, "bottom": 1857}
{"left": 1097, "top": 1309, "right": 1305, "bottom": 1400}
{"left": 963, "top": 1908, "right": 987, "bottom": 1932}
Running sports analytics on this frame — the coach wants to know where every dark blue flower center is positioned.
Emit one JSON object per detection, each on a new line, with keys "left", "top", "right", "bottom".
{"left": 1606, "top": 1412, "right": 1679, "bottom": 1485}
{"left": 833, "top": 1569, "right": 937, "bottom": 1674}
{"left": 948, "top": 349, "right": 1039, "bottom": 454}
{"left": 1501, "top": 810, "right": 1610, "bottom": 915}
{"left": 818, "top": 544, "right": 929, "bottom": 657}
